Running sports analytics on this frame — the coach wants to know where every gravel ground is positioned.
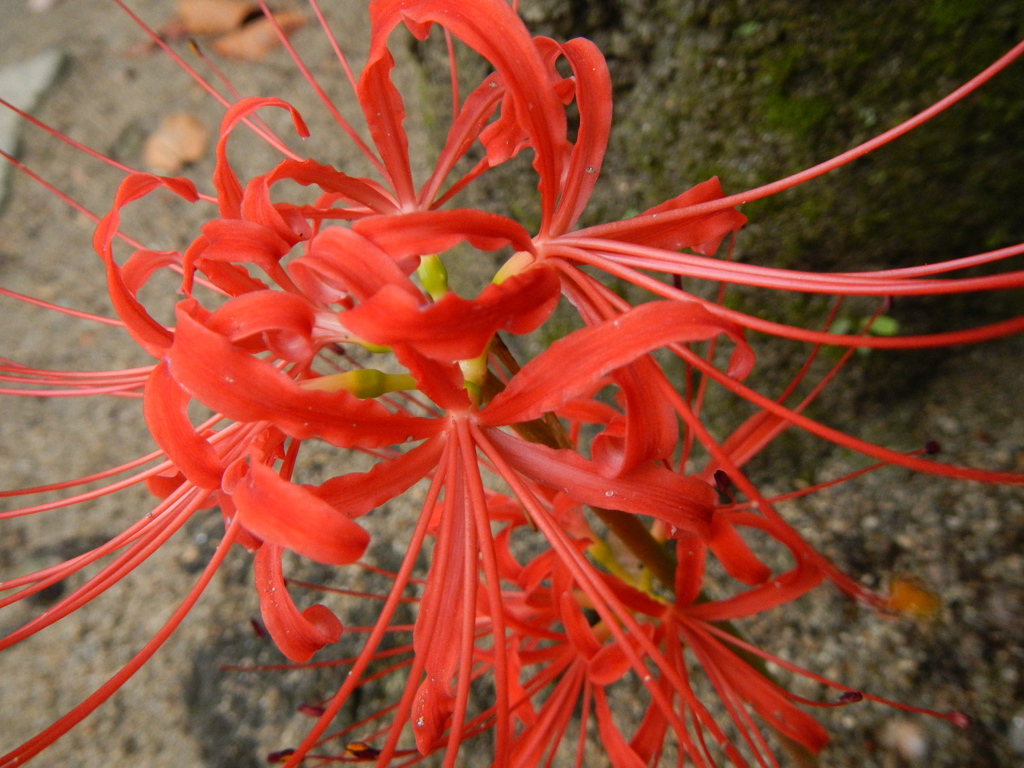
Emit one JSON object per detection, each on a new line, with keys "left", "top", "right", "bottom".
{"left": 1, "top": 2, "right": 1022, "bottom": 767}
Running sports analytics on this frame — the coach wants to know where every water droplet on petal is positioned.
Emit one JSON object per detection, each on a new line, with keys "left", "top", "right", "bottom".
{"left": 604, "top": 490, "right": 614, "bottom": 497}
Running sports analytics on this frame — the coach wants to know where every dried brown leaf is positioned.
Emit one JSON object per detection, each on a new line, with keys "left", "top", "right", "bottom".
{"left": 211, "top": 11, "right": 306, "bottom": 61}
{"left": 143, "top": 112, "right": 209, "bottom": 174}
{"left": 178, "top": 0, "right": 257, "bottom": 35}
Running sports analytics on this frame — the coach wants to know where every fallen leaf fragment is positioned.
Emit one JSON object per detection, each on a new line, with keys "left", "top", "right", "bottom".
{"left": 178, "top": 0, "right": 258, "bottom": 36}
{"left": 212, "top": 11, "right": 306, "bottom": 61}
{"left": 886, "top": 576, "right": 940, "bottom": 619}
{"left": 143, "top": 112, "right": 210, "bottom": 174}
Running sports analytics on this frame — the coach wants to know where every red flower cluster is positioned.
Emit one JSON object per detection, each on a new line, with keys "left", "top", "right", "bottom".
{"left": 2, "top": 1, "right": 1023, "bottom": 766}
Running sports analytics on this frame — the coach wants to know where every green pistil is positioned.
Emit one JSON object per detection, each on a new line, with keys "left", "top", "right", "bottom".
{"left": 492, "top": 251, "right": 532, "bottom": 285}
{"left": 303, "top": 369, "right": 418, "bottom": 399}
{"left": 417, "top": 254, "right": 449, "bottom": 301}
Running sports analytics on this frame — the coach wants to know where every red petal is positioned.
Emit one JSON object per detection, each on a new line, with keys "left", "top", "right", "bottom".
{"left": 480, "top": 300, "right": 753, "bottom": 428}
{"left": 234, "top": 462, "right": 369, "bottom": 565}
{"left": 688, "top": 564, "right": 824, "bottom": 623}
{"left": 391, "top": 343, "right": 471, "bottom": 410}
{"left": 120, "top": 249, "right": 181, "bottom": 294}
{"left": 590, "top": 358, "right": 678, "bottom": 477}
{"left": 254, "top": 544, "right": 343, "bottom": 662}
{"left": 313, "top": 436, "right": 445, "bottom": 516}
{"left": 368, "top": 0, "right": 567, "bottom": 227}
{"left": 200, "top": 218, "right": 294, "bottom": 270}
{"left": 674, "top": 536, "right": 707, "bottom": 607}
{"left": 239, "top": 174, "right": 311, "bottom": 245}
{"left": 549, "top": 38, "right": 612, "bottom": 236}
{"left": 558, "top": 591, "right": 601, "bottom": 660}
{"left": 411, "top": 677, "right": 455, "bottom": 754}
{"left": 92, "top": 173, "right": 198, "bottom": 357}
{"left": 204, "top": 290, "right": 316, "bottom": 363}
{"left": 593, "top": 688, "right": 648, "bottom": 768}
{"left": 296, "top": 225, "right": 421, "bottom": 303}
{"left": 486, "top": 428, "right": 714, "bottom": 539}
{"left": 143, "top": 362, "right": 224, "bottom": 490}
{"left": 340, "top": 265, "right": 559, "bottom": 360}
{"left": 168, "top": 303, "right": 440, "bottom": 448}
{"left": 709, "top": 514, "right": 773, "bottom": 586}
{"left": 213, "top": 97, "right": 309, "bottom": 219}
{"left": 685, "top": 626, "right": 830, "bottom": 754}
{"left": 353, "top": 209, "right": 535, "bottom": 259}
{"left": 357, "top": 45, "right": 415, "bottom": 204}
{"left": 184, "top": 234, "right": 269, "bottom": 298}
{"left": 574, "top": 176, "right": 748, "bottom": 255}
{"left": 267, "top": 158, "right": 399, "bottom": 214}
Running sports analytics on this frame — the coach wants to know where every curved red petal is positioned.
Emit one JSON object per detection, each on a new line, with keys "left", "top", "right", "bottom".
{"left": 685, "top": 626, "right": 830, "bottom": 754}
{"left": 213, "top": 97, "right": 309, "bottom": 219}
{"left": 369, "top": 0, "right": 567, "bottom": 227}
{"left": 480, "top": 300, "right": 754, "bottom": 428}
{"left": 267, "top": 158, "right": 399, "bottom": 214}
{"left": 120, "top": 249, "right": 181, "bottom": 295}
{"left": 92, "top": 173, "right": 198, "bottom": 357}
{"left": 590, "top": 359, "right": 679, "bottom": 477}
{"left": 411, "top": 677, "right": 455, "bottom": 755}
{"left": 357, "top": 45, "right": 415, "bottom": 204}
{"left": 353, "top": 209, "right": 535, "bottom": 258}
{"left": 593, "top": 688, "right": 648, "bottom": 768}
{"left": 205, "top": 290, "right": 316, "bottom": 363}
{"left": 487, "top": 428, "right": 714, "bottom": 539}
{"left": 168, "top": 303, "right": 440, "bottom": 448}
{"left": 143, "top": 362, "right": 225, "bottom": 490}
{"left": 709, "top": 514, "right": 773, "bottom": 586}
{"left": 391, "top": 343, "right": 471, "bottom": 411}
{"left": 200, "top": 218, "right": 294, "bottom": 270}
{"left": 549, "top": 38, "right": 612, "bottom": 236}
{"left": 573, "top": 176, "right": 748, "bottom": 255}
{"left": 254, "top": 544, "right": 343, "bottom": 662}
{"left": 340, "top": 265, "right": 559, "bottom": 360}
{"left": 313, "top": 435, "right": 445, "bottom": 516}
{"left": 674, "top": 536, "right": 708, "bottom": 608}
{"left": 235, "top": 462, "right": 370, "bottom": 565}
{"left": 558, "top": 591, "right": 601, "bottom": 660}
{"left": 298, "top": 225, "right": 421, "bottom": 303}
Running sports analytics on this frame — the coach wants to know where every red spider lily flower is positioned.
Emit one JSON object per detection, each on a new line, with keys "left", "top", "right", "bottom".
{"left": 2, "top": 0, "right": 1024, "bottom": 766}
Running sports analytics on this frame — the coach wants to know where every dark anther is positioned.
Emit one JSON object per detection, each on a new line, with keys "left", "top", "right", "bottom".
{"left": 838, "top": 691, "right": 864, "bottom": 704}
{"left": 345, "top": 742, "right": 383, "bottom": 760}
{"left": 266, "top": 748, "right": 296, "bottom": 763}
{"left": 924, "top": 440, "right": 941, "bottom": 455}
{"left": 714, "top": 470, "right": 732, "bottom": 495}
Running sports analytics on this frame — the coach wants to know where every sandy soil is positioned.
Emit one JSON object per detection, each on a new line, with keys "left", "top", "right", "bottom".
{"left": 1, "top": 2, "right": 1022, "bottom": 767}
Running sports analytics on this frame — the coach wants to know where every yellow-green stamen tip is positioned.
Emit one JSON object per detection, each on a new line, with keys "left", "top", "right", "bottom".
{"left": 302, "top": 369, "right": 418, "bottom": 399}
{"left": 492, "top": 251, "right": 533, "bottom": 285}
{"left": 417, "top": 254, "right": 449, "bottom": 301}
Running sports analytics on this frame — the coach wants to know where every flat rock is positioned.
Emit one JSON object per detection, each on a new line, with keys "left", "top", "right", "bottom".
{"left": 0, "top": 49, "right": 63, "bottom": 208}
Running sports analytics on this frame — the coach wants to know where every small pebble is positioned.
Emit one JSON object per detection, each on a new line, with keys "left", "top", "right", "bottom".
{"left": 1009, "top": 708, "right": 1024, "bottom": 755}
{"left": 879, "top": 718, "right": 928, "bottom": 763}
